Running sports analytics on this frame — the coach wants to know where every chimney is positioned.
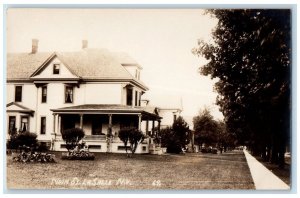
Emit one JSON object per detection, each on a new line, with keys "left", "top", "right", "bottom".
{"left": 32, "top": 39, "right": 39, "bottom": 54}
{"left": 82, "top": 40, "right": 88, "bottom": 49}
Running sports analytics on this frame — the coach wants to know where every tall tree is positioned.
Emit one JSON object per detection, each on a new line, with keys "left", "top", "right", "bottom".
{"left": 193, "top": 9, "right": 291, "bottom": 167}
{"left": 172, "top": 116, "right": 191, "bottom": 150}
{"left": 193, "top": 108, "right": 218, "bottom": 147}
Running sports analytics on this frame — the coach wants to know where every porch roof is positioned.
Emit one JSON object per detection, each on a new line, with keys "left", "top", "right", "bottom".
{"left": 51, "top": 104, "right": 161, "bottom": 120}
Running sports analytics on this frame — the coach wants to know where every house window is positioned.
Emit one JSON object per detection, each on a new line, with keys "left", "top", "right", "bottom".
{"left": 40, "top": 117, "right": 46, "bottom": 135}
{"left": 53, "top": 64, "right": 60, "bottom": 74}
{"left": 173, "top": 114, "right": 177, "bottom": 123}
{"left": 41, "top": 86, "right": 47, "bottom": 103}
{"left": 20, "top": 116, "right": 29, "bottom": 132}
{"left": 126, "top": 88, "right": 132, "bottom": 106}
{"left": 65, "top": 86, "right": 73, "bottom": 103}
{"left": 135, "top": 91, "right": 138, "bottom": 106}
{"left": 138, "top": 92, "right": 141, "bottom": 106}
{"left": 8, "top": 116, "right": 16, "bottom": 135}
{"left": 15, "top": 86, "right": 22, "bottom": 102}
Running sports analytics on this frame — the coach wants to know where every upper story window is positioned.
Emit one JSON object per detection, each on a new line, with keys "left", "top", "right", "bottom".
{"left": 53, "top": 64, "right": 60, "bottom": 74}
{"left": 41, "top": 86, "right": 47, "bottom": 103}
{"left": 138, "top": 92, "right": 141, "bottom": 106}
{"left": 126, "top": 88, "right": 132, "bottom": 106}
{"left": 15, "top": 86, "right": 22, "bottom": 102}
{"left": 65, "top": 86, "right": 74, "bottom": 103}
{"left": 135, "top": 91, "right": 138, "bottom": 106}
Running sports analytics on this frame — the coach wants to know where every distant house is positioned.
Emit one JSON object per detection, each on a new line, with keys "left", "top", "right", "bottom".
{"left": 6, "top": 39, "right": 161, "bottom": 153}
{"left": 157, "top": 108, "right": 182, "bottom": 129}
{"left": 141, "top": 97, "right": 182, "bottom": 129}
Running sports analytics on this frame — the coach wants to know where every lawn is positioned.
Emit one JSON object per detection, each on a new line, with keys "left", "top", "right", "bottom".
{"left": 6, "top": 150, "right": 255, "bottom": 190}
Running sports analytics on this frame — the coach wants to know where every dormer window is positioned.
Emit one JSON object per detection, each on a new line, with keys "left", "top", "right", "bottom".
{"left": 126, "top": 88, "right": 133, "bottom": 106}
{"left": 53, "top": 64, "right": 60, "bottom": 74}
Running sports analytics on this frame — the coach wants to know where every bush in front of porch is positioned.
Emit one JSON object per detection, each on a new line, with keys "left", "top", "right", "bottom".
{"left": 118, "top": 128, "right": 145, "bottom": 157}
{"left": 61, "top": 128, "right": 95, "bottom": 160}
{"left": 61, "top": 128, "right": 85, "bottom": 152}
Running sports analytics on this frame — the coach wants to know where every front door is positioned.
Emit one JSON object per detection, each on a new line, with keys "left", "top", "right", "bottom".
{"left": 92, "top": 118, "right": 102, "bottom": 135}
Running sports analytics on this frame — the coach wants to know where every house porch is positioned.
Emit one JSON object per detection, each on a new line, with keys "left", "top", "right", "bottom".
{"left": 51, "top": 104, "right": 161, "bottom": 153}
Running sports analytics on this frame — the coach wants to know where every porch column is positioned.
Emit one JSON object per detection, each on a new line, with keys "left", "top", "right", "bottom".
{"left": 52, "top": 113, "right": 56, "bottom": 134}
{"left": 146, "top": 120, "right": 149, "bottom": 135}
{"left": 108, "top": 114, "right": 112, "bottom": 135}
{"left": 52, "top": 113, "right": 57, "bottom": 151}
{"left": 57, "top": 115, "right": 61, "bottom": 134}
{"left": 138, "top": 114, "right": 142, "bottom": 131}
{"left": 79, "top": 114, "right": 83, "bottom": 129}
{"left": 152, "top": 120, "right": 155, "bottom": 136}
{"left": 157, "top": 120, "right": 161, "bottom": 137}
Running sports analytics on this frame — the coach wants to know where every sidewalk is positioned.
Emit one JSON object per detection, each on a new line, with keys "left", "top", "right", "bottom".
{"left": 243, "top": 150, "right": 290, "bottom": 190}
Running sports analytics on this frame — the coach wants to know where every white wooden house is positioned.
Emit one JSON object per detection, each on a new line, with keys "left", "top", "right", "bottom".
{"left": 6, "top": 40, "right": 161, "bottom": 153}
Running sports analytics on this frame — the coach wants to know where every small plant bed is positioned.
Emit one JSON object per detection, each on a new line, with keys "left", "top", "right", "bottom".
{"left": 61, "top": 152, "right": 95, "bottom": 160}
{"left": 60, "top": 143, "right": 95, "bottom": 160}
{"left": 12, "top": 146, "right": 55, "bottom": 163}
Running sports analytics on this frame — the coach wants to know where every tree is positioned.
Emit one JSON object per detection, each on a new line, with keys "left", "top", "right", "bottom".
{"left": 193, "top": 9, "right": 291, "bottom": 167}
{"left": 118, "top": 127, "right": 145, "bottom": 157}
{"left": 158, "top": 117, "right": 190, "bottom": 154}
{"left": 193, "top": 108, "right": 219, "bottom": 148}
{"left": 61, "top": 128, "right": 85, "bottom": 152}
{"left": 172, "top": 116, "right": 190, "bottom": 149}
{"left": 159, "top": 127, "right": 172, "bottom": 148}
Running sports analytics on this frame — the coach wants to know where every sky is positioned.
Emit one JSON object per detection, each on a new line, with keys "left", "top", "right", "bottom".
{"left": 6, "top": 8, "right": 223, "bottom": 125}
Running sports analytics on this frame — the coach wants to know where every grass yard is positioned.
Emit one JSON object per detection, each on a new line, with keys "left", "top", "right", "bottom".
{"left": 6, "top": 150, "right": 255, "bottom": 190}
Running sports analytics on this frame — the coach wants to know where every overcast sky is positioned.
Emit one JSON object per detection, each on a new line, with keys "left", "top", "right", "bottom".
{"left": 6, "top": 8, "right": 223, "bottom": 125}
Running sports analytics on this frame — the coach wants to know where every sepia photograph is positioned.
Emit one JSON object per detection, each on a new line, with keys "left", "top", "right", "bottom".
{"left": 5, "top": 6, "right": 293, "bottom": 191}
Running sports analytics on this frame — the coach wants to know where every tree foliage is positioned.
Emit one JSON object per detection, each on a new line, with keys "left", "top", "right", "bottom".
{"left": 61, "top": 128, "right": 85, "bottom": 152}
{"left": 172, "top": 116, "right": 191, "bottom": 149}
{"left": 193, "top": 9, "right": 291, "bottom": 167}
{"left": 193, "top": 108, "right": 235, "bottom": 151}
{"left": 193, "top": 108, "right": 219, "bottom": 146}
{"left": 159, "top": 116, "right": 190, "bottom": 153}
{"left": 118, "top": 127, "right": 145, "bottom": 156}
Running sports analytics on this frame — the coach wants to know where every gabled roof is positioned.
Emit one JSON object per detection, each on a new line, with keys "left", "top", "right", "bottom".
{"left": 6, "top": 102, "right": 35, "bottom": 115}
{"left": 7, "top": 52, "right": 53, "bottom": 80}
{"left": 56, "top": 49, "right": 133, "bottom": 79}
{"left": 7, "top": 49, "right": 148, "bottom": 90}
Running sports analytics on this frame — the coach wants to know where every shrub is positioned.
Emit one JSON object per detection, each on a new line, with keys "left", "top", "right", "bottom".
{"left": 61, "top": 128, "right": 85, "bottom": 152}
{"left": 7, "top": 132, "right": 38, "bottom": 151}
{"left": 118, "top": 127, "right": 145, "bottom": 156}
